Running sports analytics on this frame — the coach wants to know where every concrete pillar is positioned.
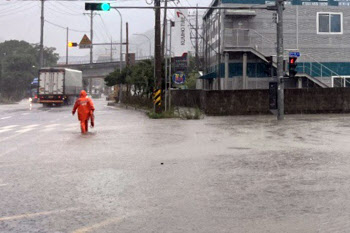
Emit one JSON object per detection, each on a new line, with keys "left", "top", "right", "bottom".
{"left": 225, "top": 53, "right": 229, "bottom": 90}
{"left": 298, "top": 78, "right": 303, "bottom": 89}
{"left": 242, "top": 53, "right": 248, "bottom": 89}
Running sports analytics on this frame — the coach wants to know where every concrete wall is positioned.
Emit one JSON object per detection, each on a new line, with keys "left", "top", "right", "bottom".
{"left": 171, "top": 88, "right": 350, "bottom": 115}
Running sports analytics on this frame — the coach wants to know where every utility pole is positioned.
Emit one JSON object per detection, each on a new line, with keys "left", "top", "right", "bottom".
{"left": 126, "top": 22, "right": 129, "bottom": 66}
{"left": 169, "top": 20, "right": 173, "bottom": 110}
{"left": 276, "top": 0, "right": 284, "bottom": 120}
{"left": 90, "top": 10, "right": 94, "bottom": 64}
{"left": 66, "top": 27, "right": 69, "bottom": 65}
{"left": 162, "top": 0, "right": 168, "bottom": 59}
{"left": 164, "top": 20, "right": 168, "bottom": 111}
{"left": 39, "top": 0, "right": 44, "bottom": 68}
{"left": 154, "top": 0, "right": 162, "bottom": 113}
{"left": 110, "top": 38, "right": 113, "bottom": 62}
{"left": 195, "top": 4, "right": 199, "bottom": 70}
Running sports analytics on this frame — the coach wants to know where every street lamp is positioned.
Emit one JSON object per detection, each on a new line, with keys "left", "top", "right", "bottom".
{"left": 133, "top": 33, "right": 152, "bottom": 59}
{"left": 114, "top": 8, "right": 123, "bottom": 72}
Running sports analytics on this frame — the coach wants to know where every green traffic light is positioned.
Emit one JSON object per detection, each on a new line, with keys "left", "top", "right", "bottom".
{"left": 101, "top": 3, "right": 110, "bottom": 11}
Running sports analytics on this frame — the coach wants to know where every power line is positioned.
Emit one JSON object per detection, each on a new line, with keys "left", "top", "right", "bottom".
{"left": 45, "top": 3, "right": 83, "bottom": 16}
{"left": 0, "top": 2, "right": 38, "bottom": 17}
{"left": 98, "top": 15, "right": 112, "bottom": 40}
{"left": 45, "top": 19, "right": 89, "bottom": 32}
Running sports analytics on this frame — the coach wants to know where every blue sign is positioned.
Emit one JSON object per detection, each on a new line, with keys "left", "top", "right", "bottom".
{"left": 31, "top": 77, "right": 38, "bottom": 85}
{"left": 289, "top": 52, "right": 300, "bottom": 57}
{"left": 172, "top": 72, "right": 186, "bottom": 85}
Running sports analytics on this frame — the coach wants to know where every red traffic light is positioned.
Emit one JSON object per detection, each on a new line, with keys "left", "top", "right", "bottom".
{"left": 289, "top": 57, "right": 296, "bottom": 64}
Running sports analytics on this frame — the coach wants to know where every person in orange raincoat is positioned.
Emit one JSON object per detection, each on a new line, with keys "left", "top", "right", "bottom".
{"left": 72, "top": 90, "right": 95, "bottom": 134}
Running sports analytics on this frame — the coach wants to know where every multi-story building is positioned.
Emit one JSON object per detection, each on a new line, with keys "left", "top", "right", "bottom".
{"left": 200, "top": 0, "right": 350, "bottom": 90}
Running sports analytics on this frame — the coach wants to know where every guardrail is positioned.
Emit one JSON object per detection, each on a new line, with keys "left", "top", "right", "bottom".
{"left": 224, "top": 28, "right": 276, "bottom": 55}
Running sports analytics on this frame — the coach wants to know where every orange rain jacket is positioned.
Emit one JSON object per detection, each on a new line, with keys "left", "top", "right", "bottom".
{"left": 72, "top": 90, "right": 95, "bottom": 121}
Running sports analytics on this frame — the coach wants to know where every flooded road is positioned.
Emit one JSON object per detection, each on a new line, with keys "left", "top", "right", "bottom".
{"left": 0, "top": 99, "right": 349, "bottom": 232}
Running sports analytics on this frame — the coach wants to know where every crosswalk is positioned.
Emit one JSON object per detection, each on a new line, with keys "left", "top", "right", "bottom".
{"left": 0, "top": 123, "right": 80, "bottom": 138}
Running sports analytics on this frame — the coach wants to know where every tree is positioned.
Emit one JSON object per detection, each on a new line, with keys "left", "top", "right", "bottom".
{"left": 0, "top": 40, "right": 59, "bottom": 101}
{"left": 105, "top": 59, "right": 155, "bottom": 97}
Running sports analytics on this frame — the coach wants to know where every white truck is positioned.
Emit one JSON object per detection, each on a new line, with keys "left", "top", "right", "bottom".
{"left": 38, "top": 68, "right": 83, "bottom": 106}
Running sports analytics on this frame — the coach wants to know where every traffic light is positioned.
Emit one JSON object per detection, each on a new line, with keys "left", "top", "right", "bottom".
{"left": 85, "top": 3, "right": 111, "bottom": 11}
{"left": 68, "top": 42, "right": 78, "bottom": 47}
{"left": 289, "top": 57, "right": 298, "bottom": 78}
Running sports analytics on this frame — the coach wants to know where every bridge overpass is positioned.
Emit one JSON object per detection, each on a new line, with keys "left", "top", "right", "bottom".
{"left": 57, "top": 61, "right": 124, "bottom": 93}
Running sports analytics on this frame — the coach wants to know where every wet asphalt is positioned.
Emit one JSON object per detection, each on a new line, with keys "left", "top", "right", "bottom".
{"left": 0, "top": 98, "right": 350, "bottom": 233}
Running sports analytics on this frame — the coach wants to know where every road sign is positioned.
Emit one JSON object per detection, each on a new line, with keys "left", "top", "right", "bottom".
{"left": 79, "top": 34, "right": 92, "bottom": 49}
{"left": 153, "top": 89, "right": 161, "bottom": 106}
{"left": 289, "top": 51, "right": 300, "bottom": 57}
{"left": 172, "top": 72, "right": 186, "bottom": 85}
{"left": 172, "top": 53, "right": 188, "bottom": 74}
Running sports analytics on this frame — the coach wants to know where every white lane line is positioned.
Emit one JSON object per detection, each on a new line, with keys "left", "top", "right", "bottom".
{"left": 39, "top": 124, "right": 60, "bottom": 132}
{"left": 0, "top": 116, "right": 12, "bottom": 120}
{"left": 15, "top": 128, "right": 35, "bottom": 133}
{"left": 23, "top": 124, "right": 39, "bottom": 129}
{"left": 1, "top": 125, "right": 19, "bottom": 129}
{"left": 0, "top": 184, "right": 8, "bottom": 187}
{"left": 21, "top": 113, "right": 30, "bottom": 116}
{"left": 0, "top": 129, "right": 12, "bottom": 134}
{"left": 45, "top": 124, "right": 60, "bottom": 128}
{"left": 0, "top": 132, "right": 26, "bottom": 143}
{"left": 0, "top": 208, "right": 77, "bottom": 222}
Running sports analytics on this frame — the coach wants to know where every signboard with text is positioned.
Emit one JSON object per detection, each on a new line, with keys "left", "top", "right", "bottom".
{"left": 172, "top": 9, "right": 192, "bottom": 57}
{"left": 172, "top": 53, "right": 188, "bottom": 74}
{"left": 224, "top": 0, "right": 350, "bottom": 6}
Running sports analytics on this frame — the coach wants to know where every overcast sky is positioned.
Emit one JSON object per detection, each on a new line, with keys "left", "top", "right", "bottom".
{"left": 0, "top": 0, "right": 212, "bottom": 62}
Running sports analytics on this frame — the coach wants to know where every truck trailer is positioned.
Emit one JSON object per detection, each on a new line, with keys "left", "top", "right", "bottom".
{"left": 38, "top": 68, "right": 83, "bottom": 106}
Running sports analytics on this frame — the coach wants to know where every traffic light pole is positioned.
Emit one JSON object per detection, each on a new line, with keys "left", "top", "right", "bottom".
{"left": 90, "top": 10, "right": 94, "bottom": 64}
{"left": 276, "top": 0, "right": 284, "bottom": 120}
{"left": 66, "top": 27, "right": 69, "bottom": 65}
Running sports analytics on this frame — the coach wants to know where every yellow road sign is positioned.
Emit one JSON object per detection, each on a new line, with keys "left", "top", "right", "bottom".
{"left": 79, "top": 34, "right": 92, "bottom": 49}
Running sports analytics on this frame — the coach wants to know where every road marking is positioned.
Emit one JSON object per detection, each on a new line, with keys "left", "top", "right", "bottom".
{"left": 72, "top": 216, "right": 125, "bottom": 233}
{"left": 45, "top": 124, "right": 60, "bottom": 128}
{"left": 0, "top": 208, "right": 77, "bottom": 222}
{"left": 15, "top": 128, "right": 34, "bottom": 133}
{"left": 21, "top": 113, "right": 30, "bottom": 116}
{"left": 23, "top": 124, "right": 39, "bottom": 129}
{"left": 0, "top": 116, "right": 12, "bottom": 120}
{"left": 0, "top": 132, "right": 26, "bottom": 143}
{"left": 0, "top": 129, "right": 12, "bottom": 134}
{"left": 1, "top": 125, "right": 19, "bottom": 129}
{"left": 0, "top": 183, "right": 8, "bottom": 187}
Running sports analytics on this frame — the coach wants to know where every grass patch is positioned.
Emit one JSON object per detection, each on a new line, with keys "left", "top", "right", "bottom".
{"left": 147, "top": 107, "right": 203, "bottom": 120}
{"left": 147, "top": 110, "right": 178, "bottom": 119}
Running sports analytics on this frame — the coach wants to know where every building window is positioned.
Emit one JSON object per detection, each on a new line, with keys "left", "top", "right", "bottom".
{"left": 317, "top": 12, "right": 343, "bottom": 34}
